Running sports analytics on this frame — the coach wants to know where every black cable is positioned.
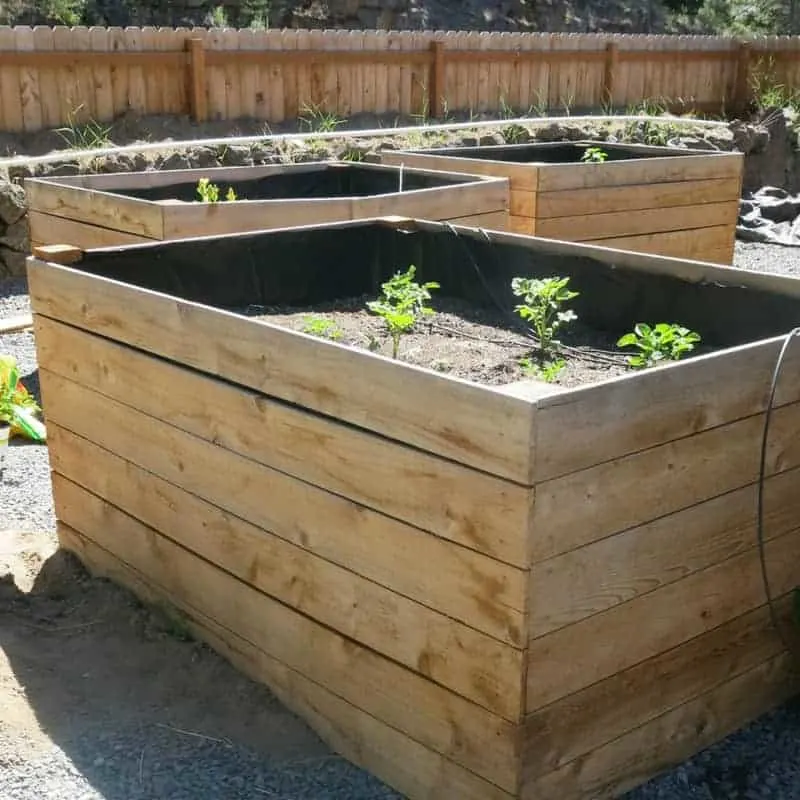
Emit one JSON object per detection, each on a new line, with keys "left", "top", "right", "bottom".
{"left": 757, "top": 326, "right": 800, "bottom": 660}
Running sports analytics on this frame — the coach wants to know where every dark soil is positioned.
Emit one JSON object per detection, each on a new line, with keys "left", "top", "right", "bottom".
{"left": 250, "top": 294, "right": 632, "bottom": 389}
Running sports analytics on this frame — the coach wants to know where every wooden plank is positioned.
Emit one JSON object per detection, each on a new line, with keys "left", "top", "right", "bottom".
{"left": 27, "top": 260, "right": 537, "bottom": 486}
{"left": 532, "top": 400, "right": 800, "bottom": 562}
{"left": 583, "top": 224, "right": 735, "bottom": 261}
{"left": 446, "top": 211, "right": 509, "bottom": 230}
{"left": 508, "top": 216, "right": 534, "bottom": 235}
{"left": 49, "top": 423, "right": 524, "bottom": 717}
{"left": 527, "top": 654, "right": 797, "bottom": 800}
{"left": 58, "top": 522, "right": 516, "bottom": 800}
{"left": 24, "top": 180, "right": 164, "bottom": 239}
{"left": 529, "top": 466, "right": 800, "bottom": 637}
{"left": 535, "top": 152, "right": 743, "bottom": 192}
{"left": 33, "top": 356, "right": 526, "bottom": 645}
{"left": 0, "top": 314, "right": 33, "bottom": 334}
{"left": 381, "top": 150, "right": 540, "bottom": 191}
{"left": 523, "top": 598, "right": 794, "bottom": 779}
{"left": 536, "top": 177, "right": 742, "bottom": 219}
{"left": 52, "top": 478, "right": 522, "bottom": 791}
{"left": 39, "top": 358, "right": 529, "bottom": 569}
{"left": 352, "top": 180, "right": 510, "bottom": 222}
{"left": 28, "top": 210, "right": 154, "bottom": 249}
{"left": 509, "top": 190, "right": 535, "bottom": 218}
{"left": 525, "top": 525, "right": 800, "bottom": 710}
{"left": 535, "top": 200, "right": 739, "bottom": 242}
{"left": 161, "top": 196, "right": 355, "bottom": 239}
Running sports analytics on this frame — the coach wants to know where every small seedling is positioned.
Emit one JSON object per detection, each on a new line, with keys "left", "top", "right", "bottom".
{"left": 520, "top": 356, "right": 566, "bottom": 383}
{"left": 196, "top": 178, "right": 237, "bottom": 203}
{"left": 366, "top": 265, "right": 439, "bottom": 359}
{"left": 302, "top": 316, "right": 342, "bottom": 341}
{"left": 581, "top": 146, "right": 608, "bottom": 163}
{"left": 617, "top": 322, "right": 701, "bottom": 369}
{"left": 511, "top": 275, "right": 579, "bottom": 358}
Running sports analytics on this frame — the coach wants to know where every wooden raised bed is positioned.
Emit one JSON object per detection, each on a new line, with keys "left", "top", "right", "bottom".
{"left": 380, "top": 141, "right": 743, "bottom": 264}
{"left": 24, "top": 162, "right": 509, "bottom": 249}
{"left": 28, "top": 218, "right": 800, "bottom": 800}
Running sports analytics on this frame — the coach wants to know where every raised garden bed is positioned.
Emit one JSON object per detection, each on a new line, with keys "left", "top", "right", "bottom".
{"left": 24, "top": 162, "right": 509, "bottom": 249}
{"left": 380, "top": 141, "right": 743, "bottom": 264}
{"left": 28, "top": 217, "right": 800, "bottom": 800}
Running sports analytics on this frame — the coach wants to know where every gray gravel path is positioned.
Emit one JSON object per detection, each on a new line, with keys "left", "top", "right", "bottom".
{"left": 3, "top": 243, "right": 800, "bottom": 800}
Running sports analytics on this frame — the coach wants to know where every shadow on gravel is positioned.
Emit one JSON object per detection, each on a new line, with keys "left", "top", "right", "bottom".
{"left": 0, "top": 541, "right": 400, "bottom": 799}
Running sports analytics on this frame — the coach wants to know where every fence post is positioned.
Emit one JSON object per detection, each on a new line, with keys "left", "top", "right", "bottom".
{"left": 603, "top": 42, "right": 618, "bottom": 109}
{"left": 734, "top": 41, "right": 751, "bottom": 116}
{"left": 186, "top": 37, "right": 208, "bottom": 123}
{"left": 430, "top": 41, "right": 445, "bottom": 119}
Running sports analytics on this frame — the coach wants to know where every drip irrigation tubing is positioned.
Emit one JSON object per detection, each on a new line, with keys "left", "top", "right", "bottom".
{"left": 757, "top": 326, "right": 800, "bottom": 663}
{"left": 0, "top": 113, "right": 731, "bottom": 169}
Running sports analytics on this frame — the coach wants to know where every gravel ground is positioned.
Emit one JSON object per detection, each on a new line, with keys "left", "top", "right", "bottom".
{"left": 2, "top": 241, "right": 800, "bottom": 800}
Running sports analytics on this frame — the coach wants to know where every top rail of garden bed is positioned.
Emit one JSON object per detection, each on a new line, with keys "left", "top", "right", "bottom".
{"left": 2, "top": 28, "right": 800, "bottom": 133}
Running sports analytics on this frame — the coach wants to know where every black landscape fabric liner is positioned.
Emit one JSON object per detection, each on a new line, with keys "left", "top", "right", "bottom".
{"left": 394, "top": 141, "right": 710, "bottom": 164}
{"left": 110, "top": 163, "right": 473, "bottom": 203}
{"left": 72, "top": 220, "right": 800, "bottom": 350}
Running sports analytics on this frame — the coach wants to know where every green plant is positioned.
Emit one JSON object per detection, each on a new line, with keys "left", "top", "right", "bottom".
{"left": 299, "top": 102, "right": 345, "bottom": 133}
{"left": 519, "top": 356, "right": 566, "bottom": 383}
{"left": 366, "top": 265, "right": 439, "bottom": 359}
{"left": 302, "top": 316, "right": 343, "bottom": 341}
{"left": 0, "top": 354, "right": 46, "bottom": 442}
{"left": 581, "top": 146, "right": 608, "bottom": 163}
{"left": 55, "top": 104, "right": 112, "bottom": 150}
{"left": 196, "top": 178, "right": 237, "bottom": 203}
{"left": 617, "top": 322, "right": 701, "bottom": 368}
{"left": 511, "top": 275, "right": 579, "bottom": 357}
{"left": 623, "top": 99, "right": 679, "bottom": 146}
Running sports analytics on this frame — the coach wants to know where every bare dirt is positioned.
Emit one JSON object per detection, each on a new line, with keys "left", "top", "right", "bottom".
{"left": 254, "top": 294, "right": 631, "bottom": 388}
{"left": 0, "top": 529, "right": 348, "bottom": 798}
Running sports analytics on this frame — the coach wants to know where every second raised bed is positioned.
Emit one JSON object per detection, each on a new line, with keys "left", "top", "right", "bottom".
{"left": 381, "top": 140, "right": 743, "bottom": 264}
{"left": 24, "top": 161, "right": 510, "bottom": 249}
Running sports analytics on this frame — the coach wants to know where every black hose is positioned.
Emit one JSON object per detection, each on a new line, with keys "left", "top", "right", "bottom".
{"left": 757, "top": 326, "right": 800, "bottom": 659}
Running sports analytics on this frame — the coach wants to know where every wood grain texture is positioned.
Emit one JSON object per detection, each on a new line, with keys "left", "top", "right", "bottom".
{"left": 53, "top": 476, "right": 522, "bottom": 791}
{"left": 526, "top": 653, "right": 797, "bottom": 800}
{"left": 28, "top": 210, "right": 154, "bottom": 249}
{"left": 525, "top": 525, "right": 800, "bottom": 710}
{"left": 36, "top": 332, "right": 531, "bottom": 566}
{"left": 48, "top": 422, "right": 524, "bottom": 717}
{"left": 583, "top": 224, "right": 735, "bottom": 262}
{"left": 524, "top": 597, "right": 795, "bottom": 778}
{"left": 25, "top": 179, "right": 164, "bottom": 238}
{"left": 57, "top": 523, "right": 517, "bottom": 800}
{"left": 536, "top": 177, "right": 742, "bottom": 218}
{"left": 37, "top": 365, "right": 528, "bottom": 646}
{"left": 28, "top": 261, "right": 537, "bottom": 487}
{"left": 535, "top": 200, "right": 738, "bottom": 241}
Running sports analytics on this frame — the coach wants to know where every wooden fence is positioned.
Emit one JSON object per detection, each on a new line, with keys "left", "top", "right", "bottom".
{"left": 1, "top": 27, "right": 800, "bottom": 133}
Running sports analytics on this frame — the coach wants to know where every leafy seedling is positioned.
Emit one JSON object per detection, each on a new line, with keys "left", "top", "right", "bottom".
{"left": 581, "top": 146, "right": 608, "bottom": 163}
{"left": 511, "top": 275, "right": 579, "bottom": 358}
{"left": 617, "top": 322, "right": 701, "bottom": 369}
{"left": 196, "top": 178, "right": 237, "bottom": 203}
{"left": 366, "top": 265, "right": 439, "bottom": 359}
{"left": 519, "top": 356, "right": 566, "bottom": 383}
{"left": 302, "top": 316, "right": 342, "bottom": 341}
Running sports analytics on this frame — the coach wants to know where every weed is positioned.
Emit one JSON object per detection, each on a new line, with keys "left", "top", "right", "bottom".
{"left": 302, "top": 316, "right": 342, "bottom": 341}
{"left": 55, "top": 104, "right": 112, "bottom": 150}
{"left": 299, "top": 102, "right": 345, "bottom": 133}
{"left": 617, "top": 322, "right": 701, "bottom": 368}
{"left": 519, "top": 356, "right": 566, "bottom": 383}
{"left": 196, "top": 178, "right": 237, "bottom": 202}
{"left": 511, "top": 275, "right": 579, "bottom": 358}
{"left": 623, "top": 98, "right": 678, "bottom": 146}
{"left": 581, "top": 146, "right": 608, "bottom": 163}
{"left": 366, "top": 265, "right": 439, "bottom": 359}
{"left": 340, "top": 148, "right": 365, "bottom": 162}
{"left": 502, "top": 123, "right": 529, "bottom": 144}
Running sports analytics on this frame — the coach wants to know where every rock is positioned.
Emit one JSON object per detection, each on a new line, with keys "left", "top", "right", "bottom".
{"left": 41, "top": 162, "right": 80, "bottom": 178}
{"left": 458, "top": 135, "right": 480, "bottom": 147}
{"left": 479, "top": 133, "right": 504, "bottom": 146}
{"left": 534, "top": 123, "right": 571, "bottom": 142}
{"left": 0, "top": 181, "right": 26, "bottom": 226}
{"left": 0, "top": 218, "right": 30, "bottom": 252}
{"left": 159, "top": 151, "right": 193, "bottom": 171}
{"left": 6, "top": 164, "right": 34, "bottom": 184}
{"left": 730, "top": 120, "right": 770, "bottom": 154}
{"left": 0, "top": 245, "right": 27, "bottom": 277}
{"left": 675, "top": 136, "right": 718, "bottom": 151}
{"left": 218, "top": 145, "right": 253, "bottom": 167}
